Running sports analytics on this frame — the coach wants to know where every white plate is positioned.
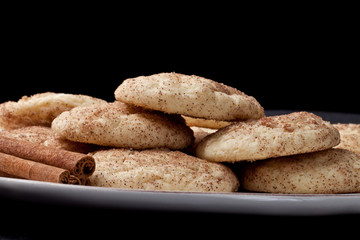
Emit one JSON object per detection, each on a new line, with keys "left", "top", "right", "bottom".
{"left": 1, "top": 177, "right": 360, "bottom": 216}
{"left": 0, "top": 110, "right": 359, "bottom": 216}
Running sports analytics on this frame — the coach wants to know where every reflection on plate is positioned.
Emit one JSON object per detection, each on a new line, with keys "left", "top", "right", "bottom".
{"left": 1, "top": 177, "right": 360, "bottom": 216}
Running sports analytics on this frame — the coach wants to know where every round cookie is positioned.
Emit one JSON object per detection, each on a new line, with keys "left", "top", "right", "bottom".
{"left": 185, "top": 126, "right": 217, "bottom": 155}
{"left": 89, "top": 148, "right": 240, "bottom": 192}
{"left": 0, "top": 126, "right": 97, "bottom": 153}
{"left": 333, "top": 123, "right": 360, "bottom": 155}
{"left": 183, "top": 115, "right": 232, "bottom": 129}
{"left": 196, "top": 112, "right": 340, "bottom": 162}
{"left": 0, "top": 92, "right": 107, "bottom": 130}
{"left": 191, "top": 127, "right": 217, "bottom": 146}
{"left": 52, "top": 101, "right": 194, "bottom": 149}
{"left": 115, "top": 72, "right": 264, "bottom": 121}
{"left": 239, "top": 149, "right": 360, "bottom": 194}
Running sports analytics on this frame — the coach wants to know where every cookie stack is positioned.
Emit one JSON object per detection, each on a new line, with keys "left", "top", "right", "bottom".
{"left": 0, "top": 72, "right": 359, "bottom": 194}
{"left": 49, "top": 72, "right": 267, "bottom": 192}
{"left": 196, "top": 112, "right": 360, "bottom": 194}
{"left": 111, "top": 72, "right": 359, "bottom": 194}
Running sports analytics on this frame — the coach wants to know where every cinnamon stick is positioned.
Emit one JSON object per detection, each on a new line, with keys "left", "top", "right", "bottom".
{"left": 0, "top": 152, "right": 80, "bottom": 184}
{"left": 0, "top": 135, "right": 95, "bottom": 178}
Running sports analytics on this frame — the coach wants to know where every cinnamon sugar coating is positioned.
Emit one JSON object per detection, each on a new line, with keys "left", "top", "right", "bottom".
{"left": 333, "top": 123, "right": 360, "bottom": 154}
{"left": 196, "top": 112, "right": 340, "bottom": 162}
{"left": 0, "top": 126, "right": 97, "bottom": 153}
{"left": 0, "top": 92, "right": 107, "bottom": 130}
{"left": 115, "top": 72, "right": 264, "bottom": 121}
{"left": 52, "top": 101, "right": 194, "bottom": 149}
{"left": 183, "top": 115, "right": 232, "bottom": 129}
{"left": 183, "top": 126, "right": 217, "bottom": 155}
{"left": 89, "top": 148, "right": 239, "bottom": 192}
{"left": 240, "top": 149, "right": 360, "bottom": 194}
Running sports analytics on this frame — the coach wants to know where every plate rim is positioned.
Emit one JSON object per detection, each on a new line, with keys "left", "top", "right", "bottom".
{"left": 1, "top": 177, "right": 360, "bottom": 216}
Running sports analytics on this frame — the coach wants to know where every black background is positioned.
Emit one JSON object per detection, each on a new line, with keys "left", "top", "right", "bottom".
{"left": 2, "top": 10, "right": 359, "bottom": 115}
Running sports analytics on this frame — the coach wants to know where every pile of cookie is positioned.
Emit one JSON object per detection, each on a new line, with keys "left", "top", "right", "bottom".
{"left": 0, "top": 72, "right": 359, "bottom": 194}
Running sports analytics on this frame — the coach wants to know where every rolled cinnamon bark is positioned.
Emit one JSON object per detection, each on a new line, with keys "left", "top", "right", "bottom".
{"left": 0, "top": 152, "right": 78, "bottom": 184}
{"left": 0, "top": 171, "right": 17, "bottom": 178}
{"left": 0, "top": 136, "right": 95, "bottom": 177}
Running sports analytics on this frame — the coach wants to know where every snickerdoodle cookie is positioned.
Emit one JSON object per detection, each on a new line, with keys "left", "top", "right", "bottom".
{"left": 191, "top": 127, "right": 217, "bottom": 146}
{"left": 89, "top": 148, "right": 239, "bottom": 192}
{"left": 52, "top": 101, "right": 194, "bottom": 149}
{"left": 333, "top": 123, "right": 360, "bottom": 155}
{"left": 115, "top": 72, "right": 264, "bottom": 121}
{"left": 240, "top": 149, "right": 360, "bottom": 194}
{"left": 0, "top": 126, "right": 97, "bottom": 153}
{"left": 183, "top": 115, "right": 232, "bottom": 129}
{"left": 0, "top": 92, "right": 106, "bottom": 130}
{"left": 185, "top": 126, "right": 217, "bottom": 154}
{"left": 196, "top": 112, "right": 340, "bottom": 162}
